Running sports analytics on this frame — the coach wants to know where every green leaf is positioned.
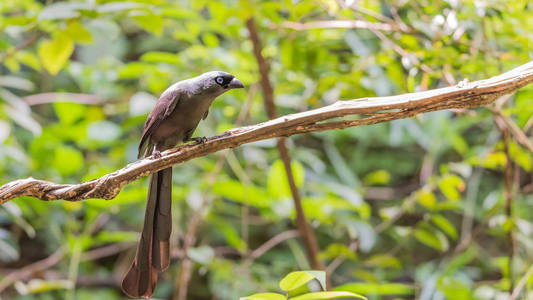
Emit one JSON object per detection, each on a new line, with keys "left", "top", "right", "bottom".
{"left": 53, "top": 102, "right": 86, "bottom": 125}
{"left": 53, "top": 146, "right": 83, "bottom": 176}
{"left": 14, "top": 51, "right": 42, "bottom": 71}
{"left": 438, "top": 174, "right": 464, "bottom": 201}
{"left": 280, "top": 271, "right": 326, "bottom": 294}
{"left": 133, "top": 14, "right": 164, "bottom": 36}
{"left": 431, "top": 215, "right": 458, "bottom": 240}
{"left": 417, "top": 189, "right": 437, "bottom": 209}
{"left": 140, "top": 51, "right": 181, "bottom": 65}
{"left": 4, "top": 57, "right": 20, "bottom": 73}
{"left": 38, "top": 34, "right": 74, "bottom": 75}
{"left": 202, "top": 32, "right": 219, "bottom": 48}
{"left": 64, "top": 21, "right": 93, "bottom": 44}
{"left": 94, "top": 231, "right": 137, "bottom": 243}
{"left": 218, "top": 223, "right": 247, "bottom": 253}
{"left": 437, "top": 277, "right": 473, "bottom": 299}
{"left": 291, "top": 291, "right": 367, "bottom": 300}
{"left": 363, "top": 169, "right": 390, "bottom": 185}
{"left": 469, "top": 152, "right": 506, "bottom": 170}
{"left": 267, "top": 159, "right": 305, "bottom": 198}
{"left": 509, "top": 141, "right": 531, "bottom": 171}
{"left": 118, "top": 62, "right": 156, "bottom": 79}
{"left": 23, "top": 279, "right": 73, "bottom": 293}
{"left": 212, "top": 179, "right": 270, "bottom": 207}
{"left": 239, "top": 293, "right": 286, "bottom": 300}
{"left": 364, "top": 254, "right": 402, "bottom": 269}
{"left": 335, "top": 283, "right": 414, "bottom": 295}
{"left": 414, "top": 227, "right": 449, "bottom": 251}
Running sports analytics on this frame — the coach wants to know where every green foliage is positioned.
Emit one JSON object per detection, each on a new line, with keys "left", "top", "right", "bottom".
{"left": 1, "top": 0, "right": 533, "bottom": 299}
{"left": 242, "top": 271, "right": 366, "bottom": 300}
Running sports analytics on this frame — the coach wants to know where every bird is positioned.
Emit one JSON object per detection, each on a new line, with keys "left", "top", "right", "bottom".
{"left": 121, "top": 71, "right": 244, "bottom": 298}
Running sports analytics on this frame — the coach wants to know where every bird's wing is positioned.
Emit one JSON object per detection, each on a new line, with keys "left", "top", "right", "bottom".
{"left": 137, "top": 88, "right": 183, "bottom": 158}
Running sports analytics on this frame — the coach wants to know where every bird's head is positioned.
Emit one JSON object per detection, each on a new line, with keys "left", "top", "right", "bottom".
{"left": 187, "top": 71, "right": 244, "bottom": 96}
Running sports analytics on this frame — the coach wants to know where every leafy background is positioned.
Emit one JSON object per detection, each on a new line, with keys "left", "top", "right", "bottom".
{"left": 1, "top": 0, "right": 533, "bottom": 299}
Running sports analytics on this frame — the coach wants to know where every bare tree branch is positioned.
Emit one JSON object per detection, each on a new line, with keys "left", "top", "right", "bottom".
{"left": 0, "top": 246, "right": 66, "bottom": 293}
{"left": 1, "top": 61, "right": 533, "bottom": 204}
{"left": 246, "top": 17, "right": 324, "bottom": 271}
{"left": 24, "top": 93, "right": 102, "bottom": 106}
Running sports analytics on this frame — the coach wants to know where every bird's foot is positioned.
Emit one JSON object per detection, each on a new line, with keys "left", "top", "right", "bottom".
{"left": 152, "top": 150, "right": 162, "bottom": 159}
{"left": 189, "top": 136, "right": 208, "bottom": 144}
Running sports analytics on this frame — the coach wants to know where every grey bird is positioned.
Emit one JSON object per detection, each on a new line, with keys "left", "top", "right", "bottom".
{"left": 121, "top": 71, "right": 244, "bottom": 298}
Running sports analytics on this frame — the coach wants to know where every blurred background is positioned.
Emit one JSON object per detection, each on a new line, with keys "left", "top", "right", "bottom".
{"left": 1, "top": 0, "right": 533, "bottom": 299}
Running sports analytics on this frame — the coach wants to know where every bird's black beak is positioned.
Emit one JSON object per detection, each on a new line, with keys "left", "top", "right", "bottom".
{"left": 228, "top": 77, "right": 244, "bottom": 89}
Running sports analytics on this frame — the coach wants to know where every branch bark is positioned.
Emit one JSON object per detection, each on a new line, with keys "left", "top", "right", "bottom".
{"left": 246, "top": 17, "right": 324, "bottom": 270}
{"left": 1, "top": 61, "right": 533, "bottom": 203}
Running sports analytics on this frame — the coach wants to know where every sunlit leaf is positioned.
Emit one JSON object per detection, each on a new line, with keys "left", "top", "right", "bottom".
{"left": 363, "top": 170, "right": 390, "bottom": 185}
{"left": 53, "top": 102, "right": 86, "bottom": 125}
{"left": 38, "top": 34, "right": 74, "bottom": 75}
{"left": 431, "top": 215, "right": 458, "bottom": 240}
{"left": 335, "top": 282, "right": 415, "bottom": 296}
{"left": 438, "top": 174, "right": 464, "bottom": 201}
{"left": 418, "top": 189, "right": 437, "bottom": 209}
{"left": 280, "top": 271, "right": 326, "bottom": 295}
{"left": 53, "top": 146, "right": 83, "bottom": 176}
{"left": 267, "top": 159, "right": 305, "bottom": 198}
{"left": 65, "top": 21, "right": 93, "bottom": 44}
{"left": 140, "top": 51, "right": 181, "bottom": 65}
{"left": 133, "top": 14, "right": 164, "bottom": 36}
{"left": 291, "top": 291, "right": 367, "bottom": 300}
{"left": 364, "top": 254, "right": 402, "bottom": 269}
{"left": 239, "top": 293, "right": 286, "bottom": 300}
{"left": 414, "top": 227, "right": 449, "bottom": 251}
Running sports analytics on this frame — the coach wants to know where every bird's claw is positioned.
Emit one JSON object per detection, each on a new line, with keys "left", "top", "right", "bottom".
{"left": 190, "top": 136, "right": 208, "bottom": 144}
{"left": 152, "top": 150, "right": 162, "bottom": 159}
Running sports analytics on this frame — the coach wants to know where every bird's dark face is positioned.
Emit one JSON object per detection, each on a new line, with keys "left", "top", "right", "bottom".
{"left": 192, "top": 71, "right": 244, "bottom": 96}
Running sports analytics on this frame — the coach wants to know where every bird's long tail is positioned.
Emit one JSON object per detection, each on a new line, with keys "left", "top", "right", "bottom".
{"left": 121, "top": 168, "right": 172, "bottom": 298}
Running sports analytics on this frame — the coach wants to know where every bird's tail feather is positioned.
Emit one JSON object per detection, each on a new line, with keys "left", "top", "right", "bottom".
{"left": 152, "top": 168, "right": 172, "bottom": 271}
{"left": 121, "top": 168, "right": 172, "bottom": 298}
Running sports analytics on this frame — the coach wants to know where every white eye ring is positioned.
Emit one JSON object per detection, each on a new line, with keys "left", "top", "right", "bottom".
{"left": 216, "top": 77, "right": 224, "bottom": 84}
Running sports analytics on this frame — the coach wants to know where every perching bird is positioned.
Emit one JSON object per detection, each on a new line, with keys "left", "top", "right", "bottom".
{"left": 121, "top": 71, "right": 244, "bottom": 298}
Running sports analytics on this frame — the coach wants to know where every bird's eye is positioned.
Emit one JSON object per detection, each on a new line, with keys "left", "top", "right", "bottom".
{"left": 215, "top": 76, "right": 224, "bottom": 85}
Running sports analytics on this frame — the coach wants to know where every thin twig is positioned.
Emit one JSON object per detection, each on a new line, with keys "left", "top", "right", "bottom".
{"left": 80, "top": 242, "right": 135, "bottom": 262}
{"left": 495, "top": 111, "right": 533, "bottom": 153}
{"left": 494, "top": 113, "right": 516, "bottom": 293}
{"left": 246, "top": 17, "right": 324, "bottom": 271}
{"left": 510, "top": 262, "right": 533, "bottom": 300}
{"left": 0, "top": 34, "right": 41, "bottom": 65}
{"left": 248, "top": 230, "right": 300, "bottom": 261}
{"left": 23, "top": 93, "right": 102, "bottom": 106}
{"left": 0, "top": 246, "right": 66, "bottom": 293}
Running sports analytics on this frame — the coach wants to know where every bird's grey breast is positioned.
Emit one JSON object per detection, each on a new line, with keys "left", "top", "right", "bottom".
{"left": 155, "top": 92, "right": 214, "bottom": 144}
